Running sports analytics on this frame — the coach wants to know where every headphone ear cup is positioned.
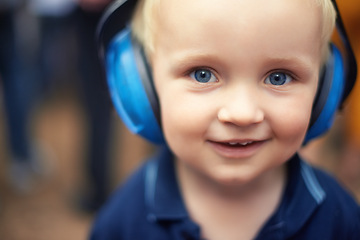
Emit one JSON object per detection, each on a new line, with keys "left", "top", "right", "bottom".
{"left": 105, "top": 28, "right": 165, "bottom": 144}
{"left": 304, "top": 44, "right": 345, "bottom": 143}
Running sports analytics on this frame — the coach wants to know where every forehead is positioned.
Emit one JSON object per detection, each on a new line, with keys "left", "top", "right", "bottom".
{"left": 154, "top": 0, "right": 322, "bottom": 61}
{"left": 156, "top": 0, "right": 320, "bottom": 24}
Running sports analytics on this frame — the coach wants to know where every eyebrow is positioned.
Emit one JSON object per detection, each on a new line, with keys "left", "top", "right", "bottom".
{"left": 168, "top": 50, "right": 317, "bottom": 77}
{"left": 168, "top": 51, "right": 225, "bottom": 72}
{"left": 266, "top": 56, "right": 314, "bottom": 66}
{"left": 264, "top": 56, "right": 316, "bottom": 73}
{"left": 174, "top": 50, "right": 315, "bottom": 64}
{"left": 172, "top": 51, "right": 222, "bottom": 64}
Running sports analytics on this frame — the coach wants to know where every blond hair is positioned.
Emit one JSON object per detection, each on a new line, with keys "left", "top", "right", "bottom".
{"left": 315, "top": 0, "right": 337, "bottom": 61}
{"left": 131, "top": 0, "right": 160, "bottom": 56}
{"left": 131, "top": 0, "right": 336, "bottom": 61}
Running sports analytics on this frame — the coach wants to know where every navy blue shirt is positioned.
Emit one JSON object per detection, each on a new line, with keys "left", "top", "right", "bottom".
{"left": 90, "top": 147, "right": 360, "bottom": 239}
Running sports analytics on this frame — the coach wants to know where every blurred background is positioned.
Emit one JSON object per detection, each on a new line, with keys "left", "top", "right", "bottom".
{"left": 0, "top": 0, "right": 359, "bottom": 239}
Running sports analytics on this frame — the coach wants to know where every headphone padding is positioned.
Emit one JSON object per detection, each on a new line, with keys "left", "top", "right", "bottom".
{"left": 106, "top": 29, "right": 165, "bottom": 144}
{"left": 304, "top": 44, "right": 344, "bottom": 143}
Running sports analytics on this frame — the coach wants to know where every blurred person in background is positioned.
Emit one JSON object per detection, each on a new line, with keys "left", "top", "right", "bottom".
{"left": 0, "top": 0, "right": 45, "bottom": 193}
{"left": 30, "top": 0, "right": 115, "bottom": 212}
{"left": 29, "top": 0, "right": 78, "bottom": 96}
{"left": 75, "top": 0, "right": 114, "bottom": 212}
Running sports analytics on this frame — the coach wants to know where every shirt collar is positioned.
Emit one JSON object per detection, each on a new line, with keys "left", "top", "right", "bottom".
{"left": 145, "top": 149, "right": 326, "bottom": 237}
{"left": 145, "top": 146, "right": 188, "bottom": 221}
{"left": 256, "top": 154, "right": 326, "bottom": 238}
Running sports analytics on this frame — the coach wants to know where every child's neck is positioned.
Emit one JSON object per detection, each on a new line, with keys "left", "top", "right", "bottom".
{"left": 176, "top": 160, "right": 287, "bottom": 240}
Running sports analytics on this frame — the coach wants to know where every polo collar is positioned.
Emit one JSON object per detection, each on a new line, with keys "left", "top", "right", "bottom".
{"left": 145, "top": 147, "right": 188, "bottom": 221}
{"left": 256, "top": 154, "right": 326, "bottom": 239}
{"left": 145, "top": 149, "right": 326, "bottom": 238}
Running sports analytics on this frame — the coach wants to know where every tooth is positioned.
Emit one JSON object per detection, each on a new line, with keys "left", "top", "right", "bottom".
{"left": 228, "top": 141, "right": 254, "bottom": 146}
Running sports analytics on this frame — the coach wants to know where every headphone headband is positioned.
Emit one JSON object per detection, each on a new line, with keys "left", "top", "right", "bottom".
{"left": 307, "top": 0, "right": 357, "bottom": 128}
{"left": 97, "top": 0, "right": 138, "bottom": 60}
{"left": 331, "top": 0, "right": 357, "bottom": 104}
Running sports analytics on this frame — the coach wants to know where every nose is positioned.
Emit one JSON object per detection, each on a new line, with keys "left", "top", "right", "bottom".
{"left": 217, "top": 86, "right": 264, "bottom": 126}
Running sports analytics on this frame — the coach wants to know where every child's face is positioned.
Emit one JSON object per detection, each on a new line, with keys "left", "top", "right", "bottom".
{"left": 151, "top": 0, "right": 323, "bottom": 186}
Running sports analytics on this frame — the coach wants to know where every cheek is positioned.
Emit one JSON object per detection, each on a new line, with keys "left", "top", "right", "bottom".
{"left": 271, "top": 96, "right": 314, "bottom": 145}
{"left": 268, "top": 74, "right": 318, "bottom": 142}
{"left": 160, "top": 98, "right": 208, "bottom": 164}
{"left": 160, "top": 93, "right": 208, "bottom": 141}
{"left": 156, "top": 84, "right": 216, "bottom": 157}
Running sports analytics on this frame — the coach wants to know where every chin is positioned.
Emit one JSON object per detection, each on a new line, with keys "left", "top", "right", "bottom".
{"left": 212, "top": 172, "right": 256, "bottom": 187}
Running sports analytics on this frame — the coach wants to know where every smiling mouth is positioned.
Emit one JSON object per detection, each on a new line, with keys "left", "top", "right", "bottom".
{"left": 226, "top": 141, "right": 254, "bottom": 147}
{"left": 208, "top": 140, "right": 266, "bottom": 158}
{"left": 215, "top": 140, "right": 263, "bottom": 149}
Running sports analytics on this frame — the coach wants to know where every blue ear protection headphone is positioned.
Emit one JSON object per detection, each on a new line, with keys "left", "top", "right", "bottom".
{"left": 97, "top": 0, "right": 164, "bottom": 144}
{"left": 97, "top": 0, "right": 357, "bottom": 145}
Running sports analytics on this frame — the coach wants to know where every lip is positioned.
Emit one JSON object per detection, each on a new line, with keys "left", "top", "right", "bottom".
{"left": 207, "top": 139, "right": 267, "bottom": 159}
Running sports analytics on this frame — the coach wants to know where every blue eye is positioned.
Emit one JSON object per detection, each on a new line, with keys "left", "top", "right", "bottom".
{"left": 265, "top": 72, "right": 292, "bottom": 86}
{"left": 190, "top": 69, "right": 217, "bottom": 83}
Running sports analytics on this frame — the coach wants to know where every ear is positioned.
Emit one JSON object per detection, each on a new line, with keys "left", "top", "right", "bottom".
{"left": 105, "top": 28, "right": 165, "bottom": 144}
{"left": 304, "top": 44, "right": 344, "bottom": 143}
